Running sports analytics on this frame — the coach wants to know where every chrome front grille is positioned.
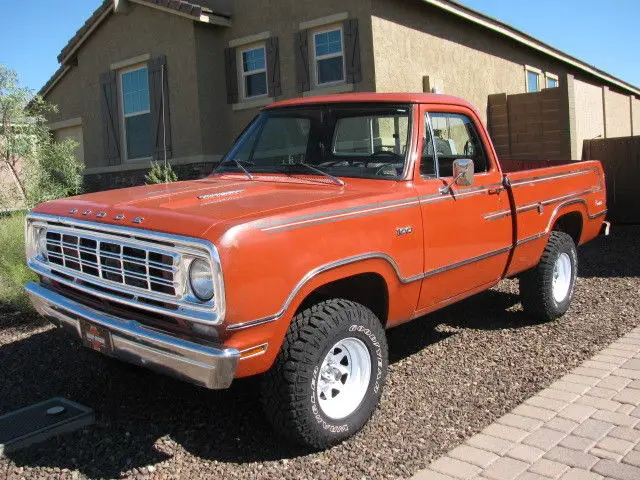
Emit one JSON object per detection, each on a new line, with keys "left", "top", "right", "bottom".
{"left": 45, "top": 229, "right": 179, "bottom": 296}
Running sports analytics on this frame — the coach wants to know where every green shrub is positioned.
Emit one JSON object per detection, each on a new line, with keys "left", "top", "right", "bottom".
{"left": 25, "top": 136, "right": 83, "bottom": 206}
{"left": 0, "top": 212, "right": 37, "bottom": 315}
{"left": 145, "top": 161, "right": 178, "bottom": 185}
{"left": 1, "top": 65, "right": 84, "bottom": 209}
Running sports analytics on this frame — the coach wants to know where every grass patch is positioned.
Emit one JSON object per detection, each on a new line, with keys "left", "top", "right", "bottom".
{"left": 0, "top": 212, "right": 37, "bottom": 315}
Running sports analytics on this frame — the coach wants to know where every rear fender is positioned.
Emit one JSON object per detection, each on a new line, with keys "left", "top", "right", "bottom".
{"left": 545, "top": 200, "right": 589, "bottom": 244}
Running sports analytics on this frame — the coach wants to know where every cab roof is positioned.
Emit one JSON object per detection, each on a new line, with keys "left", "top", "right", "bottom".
{"left": 265, "top": 92, "right": 475, "bottom": 110}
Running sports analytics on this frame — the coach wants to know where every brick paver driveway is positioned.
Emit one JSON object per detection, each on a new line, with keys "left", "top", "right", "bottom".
{"left": 412, "top": 327, "right": 640, "bottom": 480}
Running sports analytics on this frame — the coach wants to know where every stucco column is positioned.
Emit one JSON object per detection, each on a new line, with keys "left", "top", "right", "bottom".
{"left": 602, "top": 86, "right": 609, "bottom": 138}
{"left": 562, "top": 74, "right": 578, "bottom": 160}
{"left": 631, "top": 95, "right": 636, "bottom": 136}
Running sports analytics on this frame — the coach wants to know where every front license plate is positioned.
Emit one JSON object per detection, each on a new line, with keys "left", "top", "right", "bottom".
{"left": 79, "top": 320, "right": 113, "bottom": 354}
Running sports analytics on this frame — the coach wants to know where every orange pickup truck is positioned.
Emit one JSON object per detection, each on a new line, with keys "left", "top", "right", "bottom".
{"left": 24, "top": 93, "right": 608, "bottom": 448}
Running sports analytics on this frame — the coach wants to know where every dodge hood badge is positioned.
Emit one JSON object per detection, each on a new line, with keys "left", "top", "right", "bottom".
{"left": 198, "top": 189, "right": 244, "bottom": 200}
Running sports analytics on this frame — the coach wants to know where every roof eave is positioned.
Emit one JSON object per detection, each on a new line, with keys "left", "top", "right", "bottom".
{"left": 422, "top": 0, "right": 640, "bottom": 96}
{"left": 39, "top": 65, "right": 72, "bottom": 98}
{"left": 127, "top": 0, "right": 231, "bottom": 26}
{"left": 56, "top": 0, "right": 231, "bottom": 67}
{"left": 57, "top": 2, "right": 114, "bottom": 67}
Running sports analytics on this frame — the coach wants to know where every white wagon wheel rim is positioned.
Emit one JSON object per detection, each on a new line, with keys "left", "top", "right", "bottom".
{"left": 552, "top": 252, "right": 572, "bottom": 303}
{"left": 316, "top": 337, "right": 372, "bottom": 420}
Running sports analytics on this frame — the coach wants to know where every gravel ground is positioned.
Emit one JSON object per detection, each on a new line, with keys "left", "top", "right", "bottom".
{"left": 1, "top": 226, "right": 638, "bottom": 480}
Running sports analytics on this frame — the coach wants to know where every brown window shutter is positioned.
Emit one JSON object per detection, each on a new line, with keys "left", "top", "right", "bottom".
{"left": 224, "top": 47, "right": 238, "bottom": 104}
{"left": 148, "top": 55, "right": 173, "bottom": 161}
{"left": 344, "top": 18, "right": 362, "bottom": 84}
{"left": 99, "top": 71, "right": 121, "bottom": 165}
{"left": 266, "top": 36, "right": 282, "bottom": 98}
{"left": 294, "top": 30, "right": 311, "bottom": 93}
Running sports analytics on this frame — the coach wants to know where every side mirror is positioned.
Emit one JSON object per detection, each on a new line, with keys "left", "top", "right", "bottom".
{"left": 453, "top": 158, "right": 474, "bottom": 187}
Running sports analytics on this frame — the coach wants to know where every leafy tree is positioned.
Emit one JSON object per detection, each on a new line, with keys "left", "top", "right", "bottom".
{"left": 145, "top": 160, "right": 178, "bottom": 184}
{"left": 0, "top": 65, "right": 83, "bottom": 208}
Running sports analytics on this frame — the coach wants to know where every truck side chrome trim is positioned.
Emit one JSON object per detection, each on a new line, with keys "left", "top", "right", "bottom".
{"left": 418, "top": 183, "right": 503, "bottom": 203}
{"left": 226, "top": 252, "right": 409, "bottom": 331}
{"left": 261, "top": 183, "right": 504, "bottom": 234}
{"left": 25, "top": 282, "right": 239, "bottom": 389}
{"left": 589, "top": 209, "right": 608, "bottom": 219}
{"left": 516, "top": 232, "right": 549, "bottom": 246}
{"left": 484, "top": 187, "right": 601, "bottom": 221}
{"left": 262, "top": 175, "right": 596, "bottom": 234}
{"left": 261, "top": 198, "right": 421, "bottom": 233}
{"left": 544, "top": 200, "right": 607, "bottom": 233}
{"left": 508, "top": 167, "right": 594, "bottom": 187}
{"left": 419, "top": 246, "right": 512, "bottom": 280}
{"left": 227, "top": 237, "right": 544, "bottom": 332}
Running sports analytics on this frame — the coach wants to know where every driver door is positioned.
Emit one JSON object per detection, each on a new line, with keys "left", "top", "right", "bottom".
{"left": 413, "top": 103, "right": 512, "bottom": 314}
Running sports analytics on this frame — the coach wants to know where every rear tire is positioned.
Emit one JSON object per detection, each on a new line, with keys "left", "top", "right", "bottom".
{"left": 260, "top": 298, "right": 388, "bottom": 449}
{"left": 519, "top": 231, "right": 578, "bottom": 321}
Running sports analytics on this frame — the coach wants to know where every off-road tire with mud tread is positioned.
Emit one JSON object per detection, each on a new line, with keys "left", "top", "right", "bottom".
{"left": 260, "top": 298, "right": 388, "bottom": 449}
{"left": 519, "top": 231, "right": 578, "bottom": 321}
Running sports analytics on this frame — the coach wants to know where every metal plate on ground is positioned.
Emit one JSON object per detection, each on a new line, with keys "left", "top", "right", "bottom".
{"left": 0, "top": 397, "right": 94, "bottom": 457}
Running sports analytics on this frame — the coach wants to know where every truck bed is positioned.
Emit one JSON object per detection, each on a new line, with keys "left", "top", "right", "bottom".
{"left": 499, "top": 160, "right": 606, "bottom": 277}
{"left": 500, "top": 158, "right": 581, "bottom": 173}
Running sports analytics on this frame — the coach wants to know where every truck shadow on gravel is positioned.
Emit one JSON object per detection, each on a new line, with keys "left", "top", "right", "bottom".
{"left": 1, "top": 290, "right": 536, "bottom": 477}
{"left": 2, "top": 327, "right": 309, "bottom": 477}
{"left": 2, "top": 226, "right": 636, "bottom": 477}
{"left": 577, "top": 225, "right": 640, "bottom": 278}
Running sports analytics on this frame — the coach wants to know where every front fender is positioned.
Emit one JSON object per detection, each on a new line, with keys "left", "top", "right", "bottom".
{"left": 224, "top": 255, "right": 420, "bottom": 378}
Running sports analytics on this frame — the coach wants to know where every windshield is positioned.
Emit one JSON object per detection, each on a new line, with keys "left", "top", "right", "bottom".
{"left": 217, "top": 103, "right": 413, "bottom": 180}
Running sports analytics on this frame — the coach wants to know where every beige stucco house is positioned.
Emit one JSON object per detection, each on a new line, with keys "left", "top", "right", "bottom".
{"left": 41, "top": 0, "right": 640, "bottom": 191}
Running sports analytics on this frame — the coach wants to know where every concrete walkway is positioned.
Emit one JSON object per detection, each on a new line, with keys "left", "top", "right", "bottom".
{"left": 412, "top": 326, "right": 640, "bottom": 480}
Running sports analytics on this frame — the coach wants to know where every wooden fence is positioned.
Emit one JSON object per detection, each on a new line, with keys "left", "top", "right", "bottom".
{"left": 583, "top": 136, "right": 640, "bottom": 224}
{"left": 488, "top": 87, "right": 571, "bottom": 162}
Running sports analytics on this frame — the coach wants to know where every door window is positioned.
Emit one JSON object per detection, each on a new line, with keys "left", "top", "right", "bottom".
{"left": 422, "top": 113, "right": 488, "bottom": 177}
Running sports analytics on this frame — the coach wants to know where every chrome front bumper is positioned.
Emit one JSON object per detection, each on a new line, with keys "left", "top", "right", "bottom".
{"left": 25, "top": 282, "right": 239, "bottom": 389}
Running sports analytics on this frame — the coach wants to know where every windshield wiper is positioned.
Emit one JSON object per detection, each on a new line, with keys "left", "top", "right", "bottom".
{"left": 214, "top": 158, "right": 253, "bottom": 181}
{"left": 283, "top": 162, "right": 345, "bottom": 186}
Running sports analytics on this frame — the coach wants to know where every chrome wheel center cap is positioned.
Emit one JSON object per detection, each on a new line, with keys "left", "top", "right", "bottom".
{"left": 321, "top": 364, "right": 343, "bottom": 384}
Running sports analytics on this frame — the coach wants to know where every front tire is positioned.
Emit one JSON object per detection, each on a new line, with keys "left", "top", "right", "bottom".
{"left": 260, "top": 299, "right": 388, "bottom": 449}
{"left": 519, "top": 231, "right": 578, "bottom": 321}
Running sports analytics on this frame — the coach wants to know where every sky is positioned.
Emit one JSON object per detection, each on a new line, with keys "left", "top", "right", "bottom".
{"left": 0, "top": 0, "right": 638, "bottom": 92}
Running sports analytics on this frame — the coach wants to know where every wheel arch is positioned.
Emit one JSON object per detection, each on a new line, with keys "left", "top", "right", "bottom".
{"left": 229, "top": 254, "right": 409, "bottom": 378}
{"left": 296, "top": 272, "right": 390, "bottom": 327}
{"left": 546, "top": 200, "right": 586, "bottom": 245}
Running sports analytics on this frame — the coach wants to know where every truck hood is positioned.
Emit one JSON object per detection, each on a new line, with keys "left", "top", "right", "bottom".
{"left": 33, "top": 175, "right": 388, "bottom": 239}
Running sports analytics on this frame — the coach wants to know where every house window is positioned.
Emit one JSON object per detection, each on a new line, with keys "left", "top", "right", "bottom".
{"left": 546, "top": 73, "right": 559, "bottom": 89}
{"left": 313, "top": 27, "right": 345, "bottom": 85}
{"left": 120, "top": 65, "right": 152, "bottom": 160}
{"left": 525, "top": 66, "right": 542, "bottom": 93}
{"left": 240, "top": 46, "right": 268, "bottom": 99}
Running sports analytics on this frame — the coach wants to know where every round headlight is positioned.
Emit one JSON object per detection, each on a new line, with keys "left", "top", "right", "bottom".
{"left": 189, "top": 258, "right": 214, "bottom": 301}
{"left": 36, "top": 229, "right": 48, "bottom": 259}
